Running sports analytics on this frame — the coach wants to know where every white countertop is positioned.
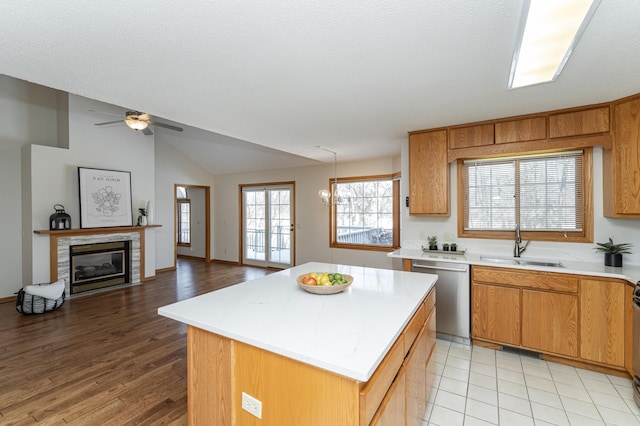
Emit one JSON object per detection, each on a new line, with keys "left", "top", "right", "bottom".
{"left": 158, "top": 262, "right": 437, "bottom": 382}
{"left": 389, "top": 248, "right": 640, "bottom": 284}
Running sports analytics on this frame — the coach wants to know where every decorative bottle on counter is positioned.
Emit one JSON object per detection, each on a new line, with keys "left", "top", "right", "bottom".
{"left": 146, "top": 200, "right": 154, "bottom": 225}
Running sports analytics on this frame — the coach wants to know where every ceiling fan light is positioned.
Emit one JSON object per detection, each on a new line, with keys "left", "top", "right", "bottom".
{"left": 125, "top": 118, "right": 148, "bottom": 131}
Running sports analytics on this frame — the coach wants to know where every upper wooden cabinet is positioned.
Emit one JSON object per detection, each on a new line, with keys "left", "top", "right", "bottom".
{"left": 408, "top": 130, "right": 449, "bottom": 216}
{"left": 604, "top": 94, "right": 640, "bottom": 217}
{"left": 495, "top": 116, "right": 547, "bottom": 144}
{"left": 449, "top": 124, "right": 494, "bottom": 149}
{"left": 549, "top": 107, "right": 610, "bottom": 138}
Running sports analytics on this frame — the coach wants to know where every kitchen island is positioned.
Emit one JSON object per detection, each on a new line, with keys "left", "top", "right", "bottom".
{"left": 158, "top": 262, "right": 437, "bottom": 425}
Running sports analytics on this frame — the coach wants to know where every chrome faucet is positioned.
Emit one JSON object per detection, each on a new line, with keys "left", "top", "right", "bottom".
{"left": 514, "top": 224, "right": 530, "bottom": 258}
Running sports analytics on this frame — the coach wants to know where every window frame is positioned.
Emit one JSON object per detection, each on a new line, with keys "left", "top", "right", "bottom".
{"left": 329, "top": 173, "right": 401, "bottom": 252}
{"left": 457, "top": 148, "right": 593, "bottom": 243}
{"left": 177, "top": 198, "right": 192, "bottom": 247}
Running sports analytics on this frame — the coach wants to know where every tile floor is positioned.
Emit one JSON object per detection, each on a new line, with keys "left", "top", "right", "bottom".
{"left": 423, "top": 339, "right": 640, "bottom": 426}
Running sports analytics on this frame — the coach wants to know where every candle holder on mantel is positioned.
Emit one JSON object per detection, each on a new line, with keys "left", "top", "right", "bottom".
{"left": 49, "top": 204, "right": 71, "bottom": 230}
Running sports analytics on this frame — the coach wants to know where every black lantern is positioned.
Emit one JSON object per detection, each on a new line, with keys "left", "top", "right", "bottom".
{"left": 50, "top": 204, "right": 71, "bottom": 230}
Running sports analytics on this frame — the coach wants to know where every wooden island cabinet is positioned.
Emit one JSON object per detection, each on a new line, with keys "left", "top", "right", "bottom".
{"left": 472, "top": 265, "right": 633, "bottom": 374}
{"left": 159, "top": 263, "right": 437, "bottom": 426}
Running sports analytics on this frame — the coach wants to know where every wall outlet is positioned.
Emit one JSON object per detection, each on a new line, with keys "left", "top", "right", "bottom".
{"left": 419, "top": 231, "right": 428, "bottom": 240}
{"left": 241, "top": 392, "right": 262, "bottom": 419}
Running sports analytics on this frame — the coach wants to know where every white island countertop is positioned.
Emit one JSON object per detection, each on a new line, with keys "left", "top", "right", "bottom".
{"left": 158, "top": 262, "right": 437, "bottom": 382}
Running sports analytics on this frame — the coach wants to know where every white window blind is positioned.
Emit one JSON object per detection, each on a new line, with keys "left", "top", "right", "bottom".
{"left": 463, "top": 151, "right": 583, "bottom": 232}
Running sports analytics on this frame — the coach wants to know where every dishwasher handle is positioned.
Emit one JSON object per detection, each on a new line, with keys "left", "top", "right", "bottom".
{"left": 412, "top": 263, "right": 468, "bottom": 273}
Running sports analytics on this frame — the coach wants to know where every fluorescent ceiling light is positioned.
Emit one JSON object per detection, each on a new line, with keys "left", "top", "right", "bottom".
{"left": 509, "top": 0, "right": 601, "bottom": 89}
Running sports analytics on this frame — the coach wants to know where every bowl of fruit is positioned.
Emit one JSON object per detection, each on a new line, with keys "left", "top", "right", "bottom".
{"left": 297, "top": 272, "right": 353, "bottom": 295}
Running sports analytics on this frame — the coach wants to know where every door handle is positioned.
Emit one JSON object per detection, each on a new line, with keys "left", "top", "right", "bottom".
{"left": 412, "top": 264, "right": 468, "bottom": 273}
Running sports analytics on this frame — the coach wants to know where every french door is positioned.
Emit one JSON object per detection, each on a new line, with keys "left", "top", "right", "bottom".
{"left": 241, "top": 183, "right": 294, "bottom": 268}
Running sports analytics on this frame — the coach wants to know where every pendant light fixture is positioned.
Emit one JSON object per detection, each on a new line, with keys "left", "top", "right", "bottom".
{"left": 317, "top": 146, "right": 343, "bottom": 206}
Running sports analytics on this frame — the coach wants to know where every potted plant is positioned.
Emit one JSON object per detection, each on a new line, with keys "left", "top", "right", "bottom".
{"left": 427, "top": 236, "right": 438, "bottom": 250}
{"left": 442, "top": 243, "right": 450, "bottom": 251}
{"left": 137, "top": 208, "right": 147, "bottom": 226}
{"left": 450, "top": 243, "right": 457, "bottom": 252}
{"left": 594, "top": 238, "right": 632, "bottom": 267}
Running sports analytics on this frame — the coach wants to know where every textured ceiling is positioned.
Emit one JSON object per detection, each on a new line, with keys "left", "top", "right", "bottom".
{"left": 1, "top": 1, "right": 639, "bottom": 172}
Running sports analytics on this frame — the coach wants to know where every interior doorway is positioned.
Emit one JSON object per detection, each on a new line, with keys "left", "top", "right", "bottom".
{"left": 174, "top": 184, "right": 210, "bottom": 267}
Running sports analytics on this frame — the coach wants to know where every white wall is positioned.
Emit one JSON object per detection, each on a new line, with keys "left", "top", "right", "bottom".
{"left": 212, "top": 157, "right": 399, "bottom": 269}
{"left": 154, "top": 137, "right": 214, "bottom": 270}
{"left": 0, "top": 75, "right": 59, "bottom": 297}
{"left": 27, "top": 94, "right": 158, "bottom": 284}
{"left": 400, "top": 142, "right": 640, "bottom": 266}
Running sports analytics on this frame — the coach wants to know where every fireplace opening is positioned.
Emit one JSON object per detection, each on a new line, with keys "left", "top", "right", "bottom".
{"left": 70, "top": 241, "right": 131, "bottom": 294}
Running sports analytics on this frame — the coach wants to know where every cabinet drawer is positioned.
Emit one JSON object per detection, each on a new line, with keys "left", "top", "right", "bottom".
{"left": 473, "top": 266, "right": 578, "bottom": 293}
{"left": 425, "top": 287, "right": 435, "bottom": 317}
{"left": 404, "top": 300, "right": 426, "bottom": 355}
{"left": 359, "top": 334, "right": 405, "bottom": 426}
{"left": 425, "top": 304, "right": 437, "bottom": 360}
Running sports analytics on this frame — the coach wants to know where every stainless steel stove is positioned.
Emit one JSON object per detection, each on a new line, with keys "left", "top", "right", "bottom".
{"left": 632, "top": 282, "right": 640, "bottom": 407}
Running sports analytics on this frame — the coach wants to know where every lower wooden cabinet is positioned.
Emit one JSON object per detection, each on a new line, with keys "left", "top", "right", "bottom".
{"left": 472, "top": 282, "right": 520, "bottom": 346}
{"left": 370, "top": 289, "right": 435, "bottom": 426}
{"left": 370, "top": 368, "right": 406, "bottom": 426}
{"left": 580, "top": 278, "right": 625, "bottom": 367}
{"left": 522, "top": 290, "right": 578, "bottom": 357}
{"left": 472, "top": 265, "right": 633, "bottom": 373}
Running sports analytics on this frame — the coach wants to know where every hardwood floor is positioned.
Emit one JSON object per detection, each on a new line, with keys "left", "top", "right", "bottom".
{"left": 0, "top": 259, "right": 274, "bottom": 425}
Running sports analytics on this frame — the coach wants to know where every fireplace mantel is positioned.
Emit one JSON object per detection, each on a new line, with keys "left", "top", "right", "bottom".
{"left": 34, "top": 224, "right": 161, "bottom": 236}
{"left": 35, "top": 225, "right": 161, "bottom": 296}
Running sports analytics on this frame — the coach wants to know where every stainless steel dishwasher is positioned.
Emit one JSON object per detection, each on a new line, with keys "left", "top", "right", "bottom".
{"left": 411, "top": 258, "right": 470, "bottom": 344}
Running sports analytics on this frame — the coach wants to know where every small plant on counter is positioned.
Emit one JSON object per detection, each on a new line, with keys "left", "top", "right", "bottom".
{"left": 594, "top": 238, "right": 632, "bottom": 267}
{"left": 427, "top": 235, "right": 438, "bottom": 250}
{"left": 137, "top": 208, "right": 147, "bottom": 226}
{"left": 450, "top": 243, "right": 457, "bottom": 252}
{"left": 442, "top": 243, "right": 450, "bottom": 251}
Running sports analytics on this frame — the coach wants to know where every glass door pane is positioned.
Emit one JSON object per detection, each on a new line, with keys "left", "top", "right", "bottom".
{"left": 268, "top": 189, "right": 291, "bottom": 266}
{"left": 243, "top": 189, "right": 266, "bottom": 262}
{"left": 242, "top": 184, "right": 293, "bottom": 268}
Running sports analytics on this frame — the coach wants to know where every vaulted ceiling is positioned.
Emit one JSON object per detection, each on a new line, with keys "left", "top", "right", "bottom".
{"left": 1, "top": 1, "right": 639, "bottom": 173}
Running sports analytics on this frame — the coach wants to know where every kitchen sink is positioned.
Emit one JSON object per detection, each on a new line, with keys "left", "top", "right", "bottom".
{"left": 480, "top": 256, "right": 565, "bottom": 268}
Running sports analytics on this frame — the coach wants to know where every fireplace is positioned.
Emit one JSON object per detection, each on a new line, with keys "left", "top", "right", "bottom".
{"left": 70, "top": 241, "right": 131, "bottom": 294}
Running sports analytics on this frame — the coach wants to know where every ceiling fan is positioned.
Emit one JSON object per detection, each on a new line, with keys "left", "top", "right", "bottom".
{"left": 92, "top": 110, "right": 184, "bottom": 135}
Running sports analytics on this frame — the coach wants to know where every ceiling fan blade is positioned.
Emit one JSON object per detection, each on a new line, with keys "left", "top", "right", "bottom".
{"left": 94, "top": 120, "right": 124, "bottom": 126}
{"left": 151, "top": 121, "right": 184, "bottom": 132}
{"left": 89, "top": 109, "right": 125, "bottom": 118}
{"left": 142, "top": 127, "right": 154, "bottom": 136}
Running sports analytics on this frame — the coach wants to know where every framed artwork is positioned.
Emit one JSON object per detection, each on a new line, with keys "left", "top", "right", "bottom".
{"left": 78, "top": 167, "right": 133, "bottom": 228}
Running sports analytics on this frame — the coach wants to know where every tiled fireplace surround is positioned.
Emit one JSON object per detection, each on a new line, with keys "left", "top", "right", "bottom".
{"left": 38, "top": 227, "right": 147, "bottom": 297}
